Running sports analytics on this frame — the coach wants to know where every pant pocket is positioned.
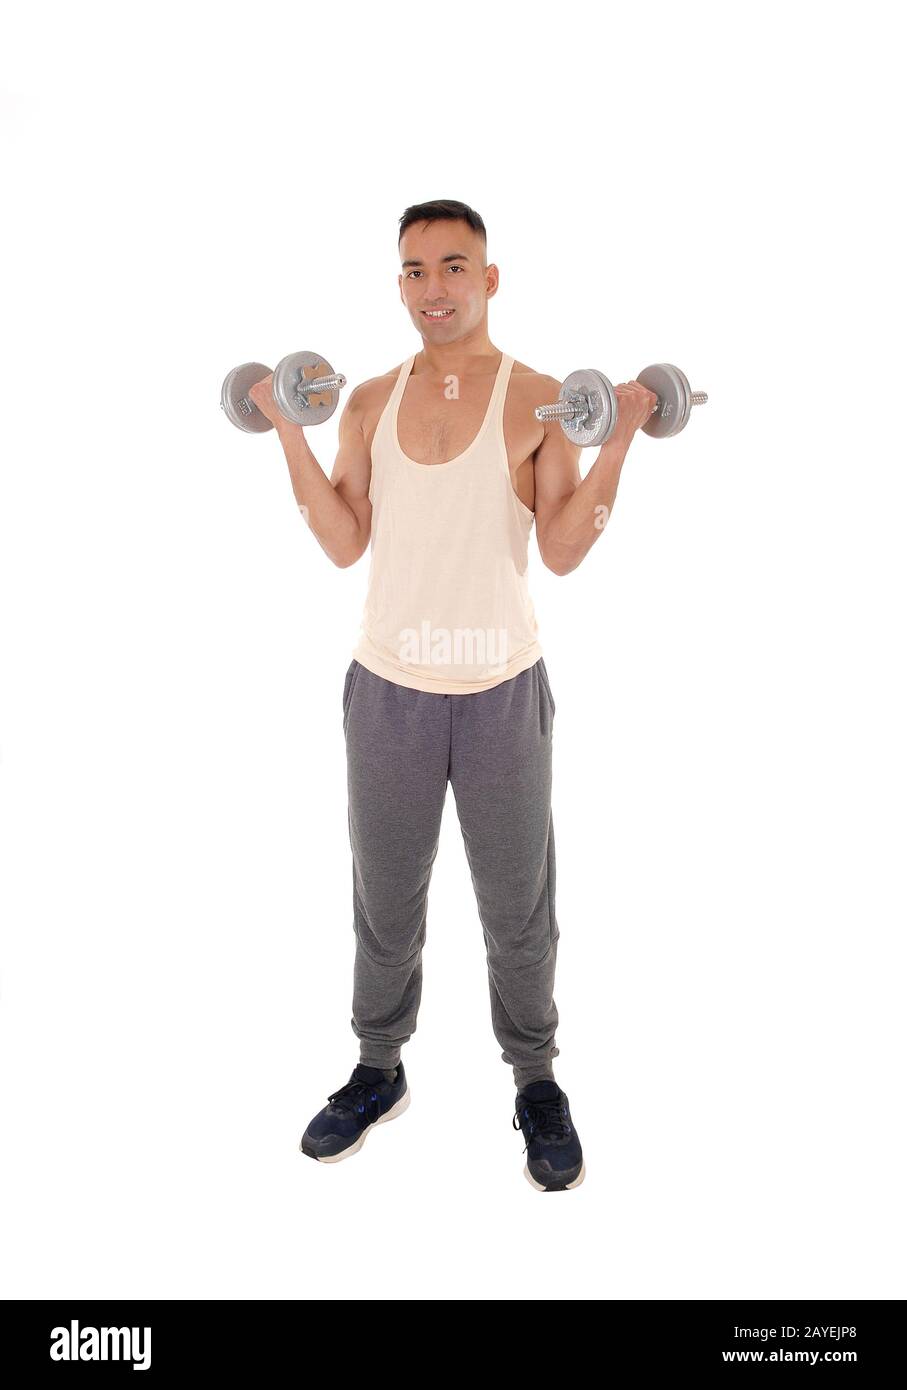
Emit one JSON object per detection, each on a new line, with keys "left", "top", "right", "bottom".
{"left": 342, "top": 660, "right": 362, "bottom": 725}
{"left": 537, "top": 658, "right": 556, "bottom": 717}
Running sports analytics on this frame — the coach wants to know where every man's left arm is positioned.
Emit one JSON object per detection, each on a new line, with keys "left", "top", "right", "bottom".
{"left": 534, "top": 377, "right": 656, "bottom": 576}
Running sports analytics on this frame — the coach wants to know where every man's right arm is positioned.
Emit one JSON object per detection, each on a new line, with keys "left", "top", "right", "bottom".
{"left": 275, "top": 382, "right": 373, "bottom": 569}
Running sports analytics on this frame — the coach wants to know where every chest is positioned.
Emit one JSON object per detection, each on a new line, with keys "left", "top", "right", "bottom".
{"left": 393, "top": 373, "right": 540, "bottom": 505}
{"left": 396, "top": 375, "right": 497, "bottom": 466}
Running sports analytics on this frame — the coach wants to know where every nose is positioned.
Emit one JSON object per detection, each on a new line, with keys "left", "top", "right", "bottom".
{"left": 419, "top": 272, "right": 452, "bottom": 303}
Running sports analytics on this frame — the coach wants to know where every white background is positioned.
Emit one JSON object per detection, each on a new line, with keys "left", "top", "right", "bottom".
{"left": 1, "top": 0, "right": 904, "bottom": 1300}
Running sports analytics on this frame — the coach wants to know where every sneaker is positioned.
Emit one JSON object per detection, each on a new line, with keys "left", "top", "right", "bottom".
{"left": 300, "top": 1062, "right": 410, "bottom": 1163}
{"left": 513, "top": 1078, "right": 585, "bottom": 1191}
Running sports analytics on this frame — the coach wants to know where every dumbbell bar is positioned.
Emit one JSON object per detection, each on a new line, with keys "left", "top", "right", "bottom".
{"left": 220, "top": 351, "right": 347, "bottom": 433}
{"left": 535, "top": 364, "right": 708, "bottom": 447}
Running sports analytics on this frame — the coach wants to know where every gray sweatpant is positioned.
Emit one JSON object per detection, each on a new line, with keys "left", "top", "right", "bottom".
{"left": 342, "top": 656, "right": 561, "bottom": 1092}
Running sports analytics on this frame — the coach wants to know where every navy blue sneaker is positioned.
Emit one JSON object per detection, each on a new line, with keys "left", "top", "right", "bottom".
{"left": 300, "top": 1062, "right": 410, "bottom": 1163}
{"left": 513, "top": 1078, "right": 585, "bottom": 1191}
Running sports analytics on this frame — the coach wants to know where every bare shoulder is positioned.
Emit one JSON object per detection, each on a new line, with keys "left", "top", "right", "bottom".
{"left": 508, "top": 358, "right": 563, "bottom": 405}
{"left": 354, "top": 364, "right": 403, "bottom": 401}
{"left": 508, "top": 359, "right": 565, "bottom": 450}
{"left": 346, "top": 365, "right": 405, "bottom": 445}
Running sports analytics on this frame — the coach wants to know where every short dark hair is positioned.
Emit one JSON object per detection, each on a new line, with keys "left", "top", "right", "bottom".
{"left": 398, "top": 199, "right": 487, "bottom": 257}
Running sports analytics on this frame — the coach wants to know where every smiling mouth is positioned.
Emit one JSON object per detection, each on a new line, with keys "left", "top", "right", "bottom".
{"left": 422, "top": 309, "right": 455, "bottom": 319}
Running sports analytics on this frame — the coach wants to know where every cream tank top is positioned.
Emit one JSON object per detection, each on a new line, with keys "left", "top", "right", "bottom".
{"left": 350, "top": 351, "right": 543, "bottom": 694}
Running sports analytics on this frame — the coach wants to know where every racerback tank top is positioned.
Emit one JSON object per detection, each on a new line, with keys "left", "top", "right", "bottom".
{"left": 350, "top": 351, "right": 544, "bottom": 694}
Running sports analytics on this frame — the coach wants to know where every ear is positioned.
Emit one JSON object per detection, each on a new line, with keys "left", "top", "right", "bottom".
{"left": 485, "top": 263, "right": 500, "bottom": 300}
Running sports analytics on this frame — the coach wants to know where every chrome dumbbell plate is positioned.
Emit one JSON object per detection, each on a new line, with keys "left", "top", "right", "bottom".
{"left": 272, "top": 351, "right": 345, "bottom": 428}
{"left": 220, "top": 362, "right": 275, "bottom": 433}
{"left": 540, "top": 368, "right": 618, "bottom": 448}
{"left": 636, "top": 363, "right": 694, "bottom": 439}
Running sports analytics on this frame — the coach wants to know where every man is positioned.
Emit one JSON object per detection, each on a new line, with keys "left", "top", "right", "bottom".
{"left": 249, "top": 199, "right": 656, "bottom": 1191}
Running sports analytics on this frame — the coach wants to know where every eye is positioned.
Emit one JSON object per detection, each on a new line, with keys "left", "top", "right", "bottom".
{"left": 405, "top": 265, "right": 464, "bottom": 278}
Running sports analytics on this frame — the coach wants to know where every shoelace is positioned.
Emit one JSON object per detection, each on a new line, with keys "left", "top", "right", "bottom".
{"left": 512, "top": 1097, "right": 572, "bottom": 1154}
{"left": 327, "top": 1079, "right": 382, "bottom": 1125}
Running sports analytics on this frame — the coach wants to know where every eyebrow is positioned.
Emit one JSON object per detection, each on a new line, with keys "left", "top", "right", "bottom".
{"left": 400, "top": 252, "right": 470, "bottom": 269}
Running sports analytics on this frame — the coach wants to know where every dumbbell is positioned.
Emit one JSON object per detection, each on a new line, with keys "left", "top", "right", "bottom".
{"left": 535, "top": 364, "right": 708, "bottom": 447}
{"left": 220, "top": 351, "right": 347, "bottom": 433}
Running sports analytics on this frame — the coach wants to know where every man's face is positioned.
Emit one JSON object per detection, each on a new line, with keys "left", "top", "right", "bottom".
{"left": 398, "top": 220, "right": 497, "bottom": 342}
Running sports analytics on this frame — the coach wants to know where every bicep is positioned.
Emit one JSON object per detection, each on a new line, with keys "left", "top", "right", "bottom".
{"left": 531, "top": 416, "right": 583, "bottom": 569}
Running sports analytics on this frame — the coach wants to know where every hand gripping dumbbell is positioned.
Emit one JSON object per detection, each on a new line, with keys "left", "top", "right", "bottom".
{"left": 535, "top": 364, "right": 708, "bottom": 447}
{"left": 220, "top": 351, "right": 347, "bottom": 433}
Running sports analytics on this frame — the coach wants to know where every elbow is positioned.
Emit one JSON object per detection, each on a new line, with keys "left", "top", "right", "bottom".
{"left": 542, "top": 551, "right": 576, "bottom": 578}
{"left": 319, "top": 527, "right": 369, "bottom": 569}
{"left": 332, "top": 550, "right": 360, "bottom": 569}
{"left": 333, "top": 540, "right": 369, "bottom": 569}
{"left": 311, "top": 539, "right": 357, "bottom": 569}
{"left": 539, "top": 530, "right": 576, "bottom": 577}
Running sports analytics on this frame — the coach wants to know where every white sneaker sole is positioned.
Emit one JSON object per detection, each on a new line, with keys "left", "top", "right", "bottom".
{"left": 524, "top": 1157, "right": 586, "bottom": 1191}
{"left": 302, "top": 1085, "right": 411, "bottom": 1163}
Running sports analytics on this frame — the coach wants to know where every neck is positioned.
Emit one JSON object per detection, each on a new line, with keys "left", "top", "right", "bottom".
{"left": 414, "top": 323, "right": 500, "bottom": 378}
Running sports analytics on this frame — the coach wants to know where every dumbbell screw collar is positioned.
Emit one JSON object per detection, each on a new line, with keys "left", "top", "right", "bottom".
{"left": 294, "top": 371, "right": 347, "bottom": 401}
{"left": 535, "top": 394, "right": 588, "bottom": 424}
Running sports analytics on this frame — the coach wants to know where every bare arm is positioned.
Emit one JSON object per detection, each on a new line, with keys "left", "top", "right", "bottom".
{"left": 533, "top": 373, "right": 653, "bottom": 577}
{"left": 273, "top": 385, "right": 372, "bottom": 569}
